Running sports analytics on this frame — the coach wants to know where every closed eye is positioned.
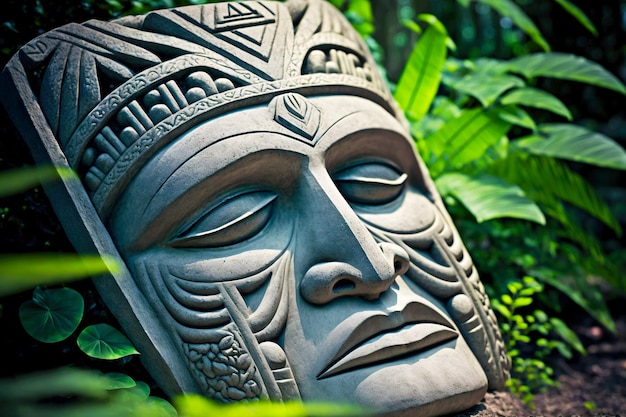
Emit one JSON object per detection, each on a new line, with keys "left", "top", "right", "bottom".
{"left": 169, "top": 191, "right": 277, "bottom": 248}
{"left": 334, "top": 162, "right": 407, "bottom": 205}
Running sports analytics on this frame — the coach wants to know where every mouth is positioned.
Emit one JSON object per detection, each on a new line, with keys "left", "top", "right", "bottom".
{"left": 317, "top": 301, "right": 458, "bottom": 379}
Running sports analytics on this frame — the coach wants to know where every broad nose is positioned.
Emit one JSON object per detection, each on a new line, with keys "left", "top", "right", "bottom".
{"left": 297, "top": 168, "right": 410, "bottom": 305}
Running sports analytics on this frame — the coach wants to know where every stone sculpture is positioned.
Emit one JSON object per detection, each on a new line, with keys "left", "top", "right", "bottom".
{"left": 1, "top": 0, "right": 509, "bottom": 415}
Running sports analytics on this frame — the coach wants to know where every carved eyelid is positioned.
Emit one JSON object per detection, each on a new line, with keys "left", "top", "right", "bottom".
{"left": 170, "top": 191, "right": 277, "bottom": 248}
{"left": 333, "top": 162, "right": 407, "bottom": 205}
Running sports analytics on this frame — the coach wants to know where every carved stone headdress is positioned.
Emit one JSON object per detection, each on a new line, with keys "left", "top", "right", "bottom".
{"left": 7, "top": 0, "right": 391, "bottom": 219}
{"left": 1, "top": 0, "right": 509, "bottom": 405}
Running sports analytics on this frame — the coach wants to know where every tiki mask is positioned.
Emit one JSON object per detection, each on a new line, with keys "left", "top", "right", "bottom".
{"left": 1, "top": 1, "right": 509, "bottom": 415}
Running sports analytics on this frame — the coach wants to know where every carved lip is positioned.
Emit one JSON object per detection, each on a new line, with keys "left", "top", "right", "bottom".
{"left": 317, "top": 302, "right": 458, "bottom": 379}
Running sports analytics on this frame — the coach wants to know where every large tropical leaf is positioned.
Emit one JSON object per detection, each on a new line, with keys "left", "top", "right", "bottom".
{"left": 394, "top": 15, "right": 449, "bottom": 120}
{"left": 500, "top": 87, "right": 572, "bottom": 120}
{"left": 77, "top": 324, "right": 139, "bottom": 360}
{"left": 489, "top": 153, "right": 622, "bottom": 234}
{"left": 435, "top": 173, "right": 545, "bottom": 224}
{"left": 493, "top": 105, "right": 537, "bottom": 131}
{"left": 445, "top": 72, "right": 525, "bottom": 107}
{"left": 507, "top": 53, "right": 626, "bottom": 94}
{"left": 472, "top": 0, "right": 550, "bottom": 52}
{"left": 514, "top": 124, "right": 626, "bottom": 170}
{"left": 0, "top": 253, "right": 119, "bottom": 296}
{"left": 552, "top": 0, "right": 598, "bottom": 36}
{"left": 19, "top": 287, "right": 84, "bottom": 343}
{"left": 425, "top": 108, "right": 512, "bottom": 176}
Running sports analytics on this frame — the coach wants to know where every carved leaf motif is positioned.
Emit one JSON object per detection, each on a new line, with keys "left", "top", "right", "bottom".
{"left": 284, "top": 93, "right": 307, "bottom": 120}
{"left": 271, "top": 93, "right": 320, "bottom": 141}
{"left": 40, "top": 43, "right": 69, "bottom": 137}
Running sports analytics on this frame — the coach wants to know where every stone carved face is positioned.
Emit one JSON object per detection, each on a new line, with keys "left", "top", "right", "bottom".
{"left": 111, "top": 94, "right": 489, "bottom": 414}
{"left": 1, "top": 0, "right": 509, "bottom": 415}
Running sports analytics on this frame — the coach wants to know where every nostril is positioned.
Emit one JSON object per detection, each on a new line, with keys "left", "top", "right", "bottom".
{"left": 379, "top": 242, "right": 410, "bottom": 276}
{"left": 332, "top": 278, "right": 356, "bottom": 294}
{"left": 394, "top": 259, "right": 403, "bottom": 273}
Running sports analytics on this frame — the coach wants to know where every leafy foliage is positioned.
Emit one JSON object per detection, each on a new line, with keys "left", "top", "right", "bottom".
{"left": 394, "top": 15, "right": 451, "bottom": 120}
{"left": 499, "top": 88, "right": 572, "bottom": 120}
{"left": 0, "top": 368, "right": 177, "bottom": 417}
{"left": 19, "top": 287, "right": 84, "bottom": 343}
{"left": 514, "top": 124, "right": 626, "bottom": 170}
{"left": 393, "top": 0, "right": 625, "bottom": 401}
{"left": 77, "top": 324, "right": 140, "bottom": 360}
{"left": 492, "top": 276, "right": 584, "bottom": 403}
{"left": 435, "top": 173, "right": 545, "bottom": 224}
{"left": 507, "top": 53, "right": 626, "bottom": 94}
{"left": 469, "top": 0, "right": 550, "bottom": 52}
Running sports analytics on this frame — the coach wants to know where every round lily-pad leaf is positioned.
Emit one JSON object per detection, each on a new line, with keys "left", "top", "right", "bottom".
{"left": 77, "top": 324, "right": 140, "bottom": 359}
{"left": 104, "top": 372, "right": 136, "bottom": 390}
{"left": 19, "top": 287, "right": 84, "bottom": 343}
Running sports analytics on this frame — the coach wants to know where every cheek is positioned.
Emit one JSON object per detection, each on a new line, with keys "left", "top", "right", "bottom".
{"left": 354, "top": 187, "right": 436, "bottom": 234}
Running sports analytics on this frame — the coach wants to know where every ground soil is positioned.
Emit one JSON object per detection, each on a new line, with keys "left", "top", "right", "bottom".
{"left": 454, "top": 311, "right": 626, "bottom": 417}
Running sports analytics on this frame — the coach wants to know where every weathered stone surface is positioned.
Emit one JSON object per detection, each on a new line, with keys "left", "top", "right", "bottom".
{"left": 0, "top": 1, "right": 509, "bottom": 416}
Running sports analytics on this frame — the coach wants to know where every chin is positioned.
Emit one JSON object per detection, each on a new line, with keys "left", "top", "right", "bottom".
{"left": 304, "top": 340, "right": 488, "bottom": 417}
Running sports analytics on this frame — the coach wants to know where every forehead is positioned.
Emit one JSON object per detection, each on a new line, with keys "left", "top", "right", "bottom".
{"left": 123, "top": 95, "right": 410, "bottom": 196}
{"left": 158, "top": 94, "right": 408, "bottom": 162}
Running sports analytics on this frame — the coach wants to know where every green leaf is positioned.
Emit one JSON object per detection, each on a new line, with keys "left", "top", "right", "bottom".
{"left": 512, "top": 296, "right": 533, "bottom": 308}
{"left": 0, "top": 165, "right": 77, "bottom": 198}
{"left": 0, "top": 253, "right": 120, "bottom": 296}
{"left": 494, "top": 105, "right": 537, "bottom": 131}
{"left": 394, "top": 17, "right": 448, "bottom": 120}
{"left": 401, "top": 19, "right": 422, "bottom": 34}
{"left": 508, "top": 53, "right": 626, "bottom": 94}
{"left": 532, "top": 267, "right": 615, "bottom": 332}
{"left": 549, "top": 317, "right": 586, "bottom": 355}
{"left": 473, "top": 0, "right": 550, "bottom": 52}
{"left": 104, "top": 373, "right": 137, "bottom": 390}
{"left": 435, "top": 173, "right": 546, "bottom": 224}
{"left": 500, "top": 87, "right": 572, "bottom": 120}
{"left": 445, "top": 73, "right": 525, "bottom": 107}
{"left": 514, "top": 124, "right": 626, "bottom": 170}
{"left": 489, "top": 153, "right": 622, "bottom": 234}
{"left": 418, "top": 14, "right": 457, "bottom": 51}
{"left": 147, "top": 396, "right": 178, "bottom": 417}
{"left": 426, "top": 108, "right": 512, "bottom": 176}
{"left": 0, "top": 368, "right": 111, "bottom": 402}
{"left": 174, "top": 394, "right": 365, "bottom": 417}
{"left": 78, "top": 324, "right": 139, "bottom": 360}
{"left": 492, "top": 299, "right": 512, "bottom": 319}
{"left": 132, "top": 381, "right": 151, "bottom": 399}
{"left": 344, "top": 0, "right": 374, "bottom": 38}
{"left": 19, "top": 287, "right": 84, "bottom": 343}
{"left": 552, "top": 0, "right": 597, "bottom": 36}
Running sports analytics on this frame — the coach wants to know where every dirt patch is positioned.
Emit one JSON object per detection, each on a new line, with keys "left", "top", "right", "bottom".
{"left": 455, "top": 312, "right": 626, "bottom": 417}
